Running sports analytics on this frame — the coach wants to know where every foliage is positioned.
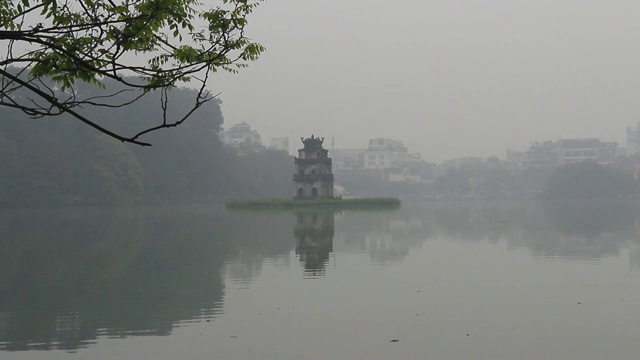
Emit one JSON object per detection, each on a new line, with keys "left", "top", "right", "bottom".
{"left": 476, "top": 167, "right": 513, "bottom": 194}
{"left": 90, "top": 135, "right": 144, "bottom": 204}
{"left": 0, "top": 79, "right": 293, "bottom": 206}
{"left": 541, "top": 161, "right": 635, "bottom": 200}
{"left": 224, "top": 145, "right": 294, "bottom": 199}
{"left": 511, "top": 166, "right": 554, "bottom": 194}
{"left": 0, "top": 0, "right": 264, "bottom": 145}
{"left": 435, "top": 167, "right": 472, "bottom": 194}
{"left": 0, "top": 133, "right": 18, "bottom": 202}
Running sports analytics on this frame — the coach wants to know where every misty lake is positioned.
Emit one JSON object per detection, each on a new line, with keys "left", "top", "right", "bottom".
{"left": 2, "top": 200, "right": 640, "bottom": 360}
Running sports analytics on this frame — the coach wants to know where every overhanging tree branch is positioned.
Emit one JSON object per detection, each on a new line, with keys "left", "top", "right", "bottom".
{"left": 0, "top": 68, "right": 153, "bottom": 145}
{"left": 0, "top": 0, "right": 265, "bottom": 145}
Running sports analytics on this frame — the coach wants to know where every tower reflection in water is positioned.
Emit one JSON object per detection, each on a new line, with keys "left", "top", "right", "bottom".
{"left": 294, "top": 212, "right": 335, "bottom": 276}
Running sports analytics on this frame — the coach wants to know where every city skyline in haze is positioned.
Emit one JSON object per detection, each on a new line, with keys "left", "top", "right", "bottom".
{"left": 211, "top": 0, "right": 640, "bottom": 162}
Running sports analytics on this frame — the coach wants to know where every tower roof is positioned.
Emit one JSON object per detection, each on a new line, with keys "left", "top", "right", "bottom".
{"left": 301, "top": 135, "right": 325, "bottom": 150}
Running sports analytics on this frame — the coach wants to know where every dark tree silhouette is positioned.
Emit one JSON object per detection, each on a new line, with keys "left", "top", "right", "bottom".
{"left": 0, "top": 0, "right": 264, "bottom": 145}
{"left": 541, "top": 161, "right": 634, "bottom": 199}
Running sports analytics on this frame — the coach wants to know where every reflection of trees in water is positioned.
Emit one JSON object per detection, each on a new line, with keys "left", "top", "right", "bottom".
{"left": 430, "top": 201, "right": 523, "bottom": 243}
{"left": 333, "top": 200, "right": 640, "bottom": 263}
{"left": 426, "top": 200, "right": 638, "bottom": 261}
{"left": 294, "top": 212, "right": 335, "bottom": 276}
{"left": 2, "top": 201, "right": 638, "bottom": 351}
{"left": 0, "top": 206, "right": 294, "bottom": 351}
{"left": 629, "top": 239, "right": 640, "bottom": 271}
{"left": 528, "top": 200, "right": 638, "bottom": 260}
{"left": 222, "top": 212, "right": 293, "bottom": 283}
{"left": 541, "top": 201, "right": 636, "bottom": 239}
{"left": 334, "top": 209, "right": 434, "bottom": 264}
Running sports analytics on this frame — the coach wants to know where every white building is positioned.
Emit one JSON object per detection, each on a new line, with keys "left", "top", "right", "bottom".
{"left": 332, "top": 138, "right": 430, "bottom": 182}
{"left": 557, "top": 138, "right": 617, "bottom": 165}
{"left": 332, "top": 148, "right": 366, "bottom": 170}
{"left": 363, "top": 150, "right": 394, "bottom": 169}
{"left": 221, "top": 122, "right": 262, "bottom": 147}
{"left": 269, "top": 137, "right": 289, "bottom": 153}
{"left": 508, "top": 138, "right": 618, "bottom": 169}
{"left": 388, "top": 167, "right": 422, "bottom": 183}
{"left": 363, "top": 138, "right": 412, "bottom": 170}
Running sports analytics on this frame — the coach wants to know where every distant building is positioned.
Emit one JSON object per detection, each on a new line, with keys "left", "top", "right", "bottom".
{"left": 363, "top": 138, "right": 420, "bottom": 170}
{"left": 486, "top": 156, "right": 500, "bottom": 166}
{"left": 332, "top": 148, "right": 366, "bottom": 170}
{"left": 293, "top": 135, "right": 334, "bottom": 199}
{"left": 440, "top": 157, "right": 484, "bottom": 170}
{"left": 522, "top": 141, "right": 558, "bottom": 169}
{"left": 332, "top": 137, "right": 430, "bottom": 183}
{"left": 505, "top": 149, "right": 524, "bottom": 165}
{"left": 388, "top": 153, "right": 435, "bottom": 183}
{"left": 363, "top": 150, "right": 393, "bottom": 169}
{"left": 627, "top": 122, "right": 640, "bottom": 156}
{"left": 269, "top": 137, "right": 289, "bottom": 153}
{"left": 368, "top": 138, "right": 408, "bottom": 152}
{"left": 557, "top": 138, "right": 617, "bottom": 165}
{"left": 598, "top": 141, "right": 618, "bottom": 164}
{"left": 435, "top": 157, "right": 486, "bottom": 178}
{"left": 508, "top": 138, "right": 618, "bottom": 169}
{"left": 221, "top": 121, "right": 262, "bottom": 147}
{"left": 617, "top": 147, "right": 628, "bottom": 158}
{"left": 364, "top": 138, "right": 407, "bottom": 169}
{"left": 388, "top": 167, "right": 423, "bottom": 183}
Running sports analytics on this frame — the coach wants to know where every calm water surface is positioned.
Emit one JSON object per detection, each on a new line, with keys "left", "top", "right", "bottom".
{"left": 2, "top": 200, "right": 640, "bottom": 359}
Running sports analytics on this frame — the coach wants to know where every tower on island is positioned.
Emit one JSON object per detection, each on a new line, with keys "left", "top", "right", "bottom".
{"left": 293, "top": 135, "right": 334, "bottom": 199}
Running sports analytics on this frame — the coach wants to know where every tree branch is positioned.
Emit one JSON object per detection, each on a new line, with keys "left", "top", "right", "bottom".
{"left": 0, "top": 68, "right": 152, "bottom": 146}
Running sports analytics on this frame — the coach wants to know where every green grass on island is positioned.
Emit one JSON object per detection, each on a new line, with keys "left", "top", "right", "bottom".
{"left": 225, "top": 197, "right": 402, "bottom": 211}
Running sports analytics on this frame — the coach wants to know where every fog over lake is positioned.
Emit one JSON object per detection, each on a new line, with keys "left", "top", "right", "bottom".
{"left": 3, "top": 200, "right": 640, "bottom": 360}
{"left": 5, "top": 1, "right": 640, "bottom": 359}
{"left": 213, "top": 0, "right": 640, "bottom": 162}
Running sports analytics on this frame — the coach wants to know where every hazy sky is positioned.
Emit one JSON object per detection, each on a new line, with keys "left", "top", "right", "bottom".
{"left": 212, "top": 0, "right": 640, "bottom": 162}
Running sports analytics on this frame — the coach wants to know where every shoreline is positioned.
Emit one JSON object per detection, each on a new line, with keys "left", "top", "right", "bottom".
{"left": 225, "top": 197, "right": 402, "bottom": 211}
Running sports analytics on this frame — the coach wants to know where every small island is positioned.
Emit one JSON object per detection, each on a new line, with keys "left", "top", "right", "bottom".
{"left": 226, "top": 135, "right": 401, "bottom": 211}
{"left": 226, "top": 197, "right": 402, "bottom": 210}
